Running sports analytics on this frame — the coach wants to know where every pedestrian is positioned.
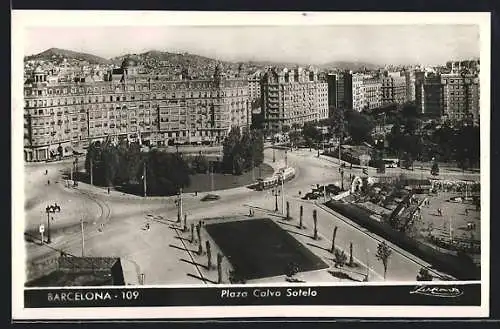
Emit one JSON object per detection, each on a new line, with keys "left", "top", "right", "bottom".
{"left": 47, "top": 180, "right": 50, "bottom": 185}
{"left": 437, "top": 208, "right": 442, "bottom": 216}
{"left": 45, "top": 169, "right": 48, "bottom": 175}
{"left": 107, "top": 187, "right": 110, "bottom": 194}
{"left": 465, "top": 209, "right": 469, "bottom": 216}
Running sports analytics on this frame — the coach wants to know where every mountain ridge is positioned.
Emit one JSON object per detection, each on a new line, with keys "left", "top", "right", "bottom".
{"left": 25, "top": 48, "right": 112, "bottom": 65}
{"left": 25, "top": 47, "right": 384, "bottom": 71}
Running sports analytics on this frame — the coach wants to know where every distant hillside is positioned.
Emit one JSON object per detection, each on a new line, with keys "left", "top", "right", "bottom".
{"left": 25, "top": 48, "right": 112, "bottom": 65}
{"left": 319, "top": 61, "right": 381, "bottom": 71}
{"left": 111, "top": 50, "right": 236, "bottom": 69}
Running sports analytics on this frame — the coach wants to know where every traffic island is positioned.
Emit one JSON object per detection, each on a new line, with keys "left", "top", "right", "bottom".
{"left": 204, "top": 218, "right": 329, "bottom": 282}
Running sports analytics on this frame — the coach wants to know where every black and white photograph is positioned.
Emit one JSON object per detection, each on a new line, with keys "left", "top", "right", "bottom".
{"left": 11, "top": 11, "right": 491, "bottom": 319}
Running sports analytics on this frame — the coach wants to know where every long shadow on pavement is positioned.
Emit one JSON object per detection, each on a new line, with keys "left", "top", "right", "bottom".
{"left": 168, "top": 244, "right": 199, "bottom": 254}
{"left": 186, "top": 273, "right": 218, "bottom": 284}
{"left": 180, "top": 258, "right": 209, "bottom": 270}
{"left": 306, "top": 242, "right": 332, "bottom": 253}
{"left": 174, "top": 236, "right": 193, "bottom": 243}
{"left": 328, "top": 270, "right": 362, "bottom": 282}
{"left": 283, "top": 228, "right": 313, "bottom": 240}
{"left": 277, "top": 220, "right": 301, "bottom": 229}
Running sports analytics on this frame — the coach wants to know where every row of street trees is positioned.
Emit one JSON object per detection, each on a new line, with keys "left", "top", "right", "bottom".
{"left": 222, "top": 127, "right": 264, "bottom": 175}
{"left": 301, "top": 108, "right": 376, "bottom": 147}
{"left": 84, "top": 139, "right": 191, "bottom": 196}
{"left": 370, "top": 103, "right": 480, "bottom": 169}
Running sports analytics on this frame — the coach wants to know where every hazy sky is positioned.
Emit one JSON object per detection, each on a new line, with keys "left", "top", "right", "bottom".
{"left": 23, "top": 25, "right": 480, "bottom": 65}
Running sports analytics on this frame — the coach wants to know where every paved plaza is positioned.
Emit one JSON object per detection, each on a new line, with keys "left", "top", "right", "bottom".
{"left": 22, "top": 147, "right": 481, "bottom": 285}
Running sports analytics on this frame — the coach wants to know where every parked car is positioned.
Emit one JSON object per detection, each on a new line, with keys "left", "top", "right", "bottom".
{"left": 201, "top": 194, "right": 220, "bottom": 202}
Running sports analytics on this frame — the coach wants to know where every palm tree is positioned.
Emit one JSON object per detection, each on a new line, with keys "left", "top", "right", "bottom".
{"left": 375, "top": 241, "right": 392, "bottom": 279}
{"left": 416, "top": 267, "right": 433, "bottom": 281}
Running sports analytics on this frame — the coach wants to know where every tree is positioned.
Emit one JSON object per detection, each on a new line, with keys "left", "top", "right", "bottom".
{"left": 191, "top": 154, "right": 209, "bottom": 174}
{"left": 302, "top": 122, "right": 321, "bottom": 148}
{"left": 313, "top": 209, "right": 318, "bottom": 240}
{"left": 431, "top": 161, "right": 439, "bottom": 176}
{"left": 334, "top": 249, "right": 347, "bottom": 268}
{"left": 85, "top": 141, "right": 105, "bottom": 185}
{"left": 400, "top": 152, "right": 413, "bottom": 170}
{"left": 376, "top": 241, "right": 392, "bottom": 279}
{"left": 222, "top": 127, "right": 263, "bottom": 175}
{"left": 101, "top": 140, "right": 120, "bottom": 187}
{"left": 222, "top": 127, "right": 242, "bottom": 174}
{"left": 454, "top": 125, "right": 480, "bottom": 169}
{"left": 285, "top": 261, "right": 299, "bottom": 281}
{"left": 330, "top": 226, "right": 338, "bottom": 253}
{"left": 288, "top": 130, "right": 301, "bottom": 148}
{"left": 143, "top": 150, "right": 191, "bottom": 196}
{"left": 345, "top": 110, "right": 375, "bottom": 144}
{"left": 416, "top": 267, "right": 433, "bottom": 281}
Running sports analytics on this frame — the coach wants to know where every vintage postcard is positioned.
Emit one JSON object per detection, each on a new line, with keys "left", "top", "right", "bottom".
{"left": 11, "top": 11, "right": 491, "bottom": 320}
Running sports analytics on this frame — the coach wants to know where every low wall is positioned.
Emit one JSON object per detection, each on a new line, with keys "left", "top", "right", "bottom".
{"left": 26, "top": 256, "right": 125, "bottom": 286}
{"left": 25, "top": 253, "right": 60, "bottom": 282}
{"left": 326, "top": 200, "right": 480, "bottom": 280}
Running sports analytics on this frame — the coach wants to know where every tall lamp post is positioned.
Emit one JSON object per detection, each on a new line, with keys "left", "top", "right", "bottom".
{"left": 339, "top": 168, "right": 345, "bottom": 191}
{"left": 272, "top": 187, "right": 280, "bottom": 212}
{"left": 365, "top": 248, "right": 370, "bottom": 281}
{"left": 44, "top": 203, "right": 61, "bottom": 244}
{"left": 280, "top": 173, "right": 285, "bottom": 215}
{"left": 272, "top": 140, "right": 276, "bottom": 163}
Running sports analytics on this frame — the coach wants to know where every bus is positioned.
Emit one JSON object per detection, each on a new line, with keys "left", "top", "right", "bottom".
{"left": 383, "top": 158, "right": 400, "bottom": 168}
{"left": 255, "top": 167, "right": 296, "bottom": 191}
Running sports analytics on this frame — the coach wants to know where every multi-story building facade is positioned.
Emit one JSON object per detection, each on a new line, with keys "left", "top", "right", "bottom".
{"left": 326, "top": 74, "right": 337, "bottom": 113}
{"left": 326, "top": 71, "right": 355, "bottom": 111}
{"left": 446, "top": 59, "right": 480, "bottom": 75}
{"left": 381, "top": 72, "right": 407, "bottom": 105}
{"left": 333, "top": 71, "right": 353, "bottom": 110}
{"left": 23, "top": 61, "right": 250, "bottom": 162}
{"left": 415, "top": 71, "right": 443, "bottom": 117}
{"left": 351, "top": 74, "right": 381, "bottom": 112}
{"left": 261, "top": 67, "right": 328, "bottom": 133}
{"left": 352, "top": 73, "right": 366, "bottom": 112}
{"left": 248, "top": 71, "right": 263, "bottom": 102}
{"left": 441, "top": 72, "right": 480, "bottom": 124}
{"left": 362, "top": 77, "right": 382, "bottom": 111}
{"left": 404, "top": 70, "right": 416, "bottom": 102}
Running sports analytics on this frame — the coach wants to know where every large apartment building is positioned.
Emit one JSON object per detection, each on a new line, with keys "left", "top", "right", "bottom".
{"left": 415, "top": 71, "right": 443, "bottom": 117}
{"left": 261, "top": 67, "right": 328, "bottom": 133}
{"left": 441, "top": 72, "right": 480, "bottom": 123}
{"left": 404, "top": 70, "right": 416, "bottom": 102}
{"left": 362, "top": 77, "right": 382, "bottom": 111}
{"left": 381, "top": 72, "right": 407, "bottom": 105}
{"left": 351, "top": 74, "right": 382, "bottom": 112}
{"left": 247, "top": 71, "right": 263, "bottom": 102}
{"left": 23, "top": 61, "right": 250, "bottom": 162}
{"left": 414, "top": 70, "right": 480, "bottom": 124}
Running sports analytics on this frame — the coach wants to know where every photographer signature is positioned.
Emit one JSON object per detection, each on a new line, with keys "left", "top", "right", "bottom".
{"left": 410, "top": 286, "right": 463, "bottom": 298}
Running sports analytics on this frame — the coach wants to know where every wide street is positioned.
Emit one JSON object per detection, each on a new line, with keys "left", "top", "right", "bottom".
{"left": 22, "top": 147, "right": 480, "bottom": 284}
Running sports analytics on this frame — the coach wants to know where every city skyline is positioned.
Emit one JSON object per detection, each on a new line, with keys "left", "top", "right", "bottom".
{"left": 24, "top": 25, "right": 480, "bottom": 66}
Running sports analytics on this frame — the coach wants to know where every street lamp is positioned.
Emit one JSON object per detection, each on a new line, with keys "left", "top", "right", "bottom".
{"left": 339, "top": 168, "right": 345, "bottom": 191}
{"left": 272, "top": 140, "right": 276, "bottom": 163}
{"left": 272, "top": 187, "right": 280, "bottom": 212}
{"left": 365, "top": 248, "right": 370, "bottom": 282}
{"left": 44, "top": 203, "right": 61, "bottom": 244}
